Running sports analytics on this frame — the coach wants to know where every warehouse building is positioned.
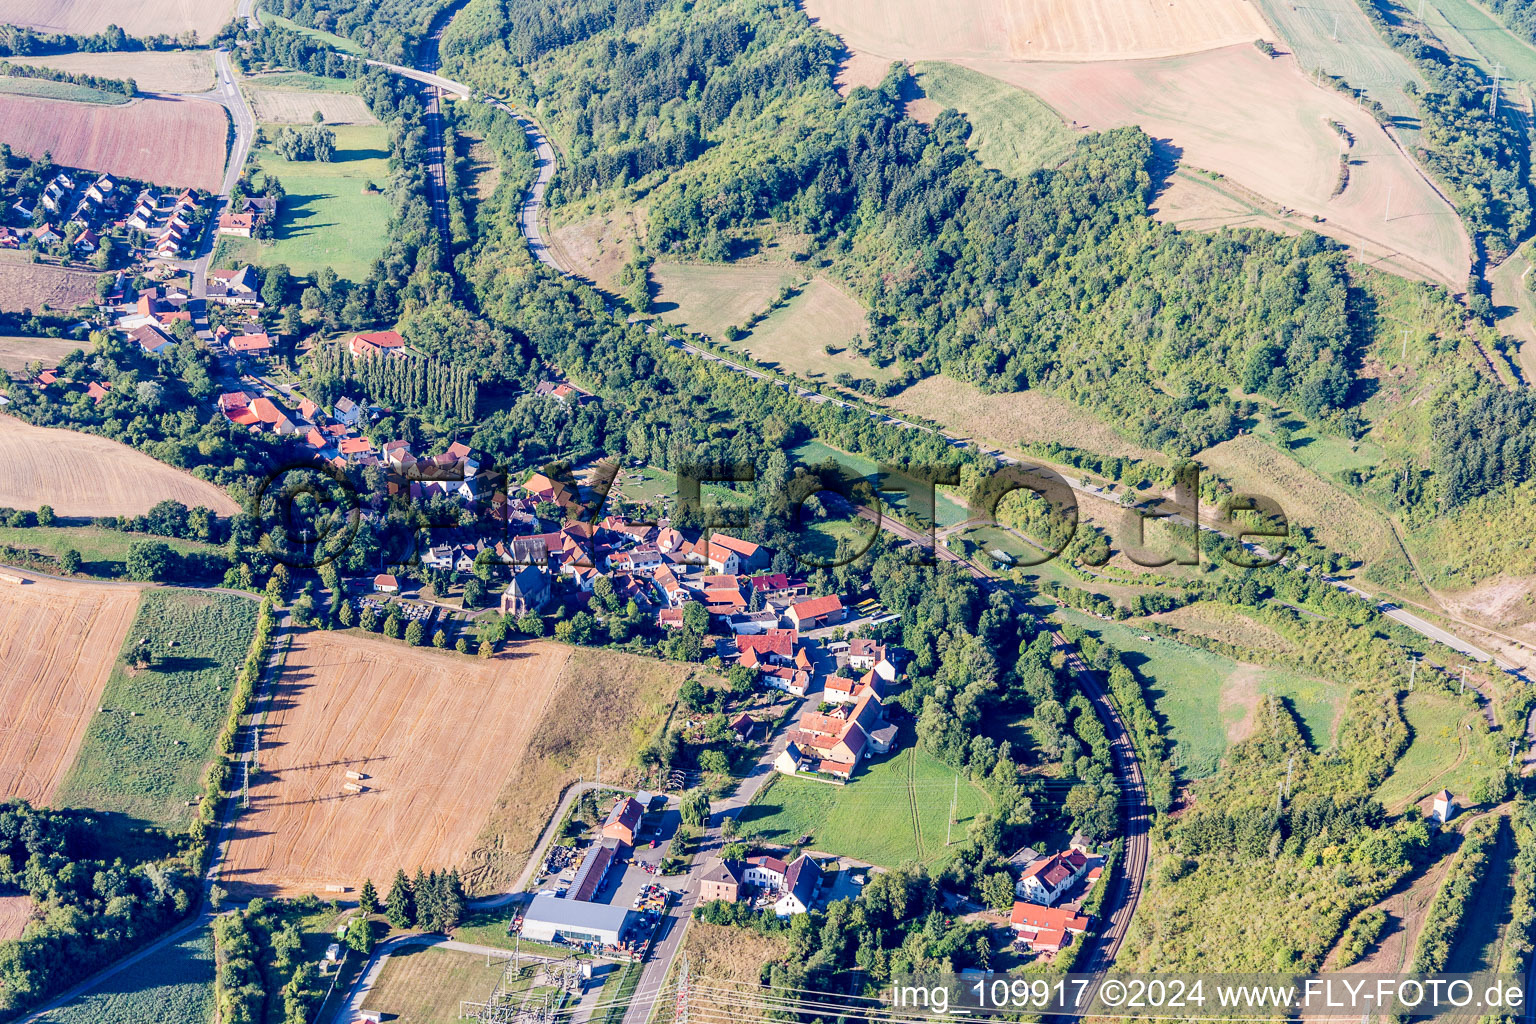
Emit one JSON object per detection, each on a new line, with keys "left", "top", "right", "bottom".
{"left": 521, "top": 895, "right": 631, "bottom": 947}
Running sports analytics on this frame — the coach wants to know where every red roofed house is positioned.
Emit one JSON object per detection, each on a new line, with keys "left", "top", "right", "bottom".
{"left": 338, "top": 437, "right": 375, "bottom": 457}
{"left": 1009, "top": 902, "right": 1090, "bottom": 953}
{"left": 1017, "top": 849, "right": 1088, "bottom": 906}
{"left": 710, "top": 533, "right": 767, "bottom": 572}
{"left": 734, "top": 629, "right": 798, "bottom": 666}
{"left": 230, "top": 332, "right": 272, "bottom": 355}
{"left": 787, "top": 594, "right": 844, "bottom": 630}
{"left": 373, "top": 574, "right": 399, "bottom": 593}
{"left": 128, "top": 323, "right": 174, "bottom": 355}
{"left": 848, "top": 638, "right": 899, "bottom": 682}
{"left": 601, "top": 796, "right": 644, "bottom": 846}
{"left": 218, "top": 391, "right": 259, "bottom": 426}
{"left": 85, "top": 381, "right": 110, "bottom": 404}
{"left": 349, "top": 330, "right": 407, "bottom": 358}
{"left": 218, "top": 211, "right": 256, "bottom": 237}
{"left": 249, "top": 396, "right": 297, "bottom": 435}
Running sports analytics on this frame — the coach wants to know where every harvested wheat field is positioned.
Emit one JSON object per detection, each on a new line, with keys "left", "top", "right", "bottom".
{"left": 0, "top": 336, "right": 89, "bottom": 373}
{"left": 247, "top": 88, "right": 377, "bottom": 124}
{"left": 220, "top": 632, "right": 576, "bottom": 896}
{"left": 0, "top": 94, "right": 226, "bottom": 191}
{"left": 0, "top": 415, "right": 241, "bottom": 517}
{"left": 0, "top": 895, "right": 33, "bottom": 941}
{"left": 3, "top": 0, "right": 236, "bottom": 43}
{"left": 969, "top": 45, "right": 1470, "bottom": 288}
{"left": 0, "top": 572, "right": 143, "bottom": 806}
{"left": 885, "top": 375, "right": 1163, "bottom": 461}
{"left": 7, "top": 51, "right": 215, "bottom": 94}
{"left": 802, "top": 0, "right": 1269, "bottom": 62}
{"left": 0, "top": 254, "right": 106, "bottom": 313}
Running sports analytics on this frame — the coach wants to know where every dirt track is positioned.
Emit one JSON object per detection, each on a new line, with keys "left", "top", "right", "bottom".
{"left": 0, "top": 573, "right": 142, "bottom": 805}
{"left": 218, "top": 630, "right": 573, "bottom": 897}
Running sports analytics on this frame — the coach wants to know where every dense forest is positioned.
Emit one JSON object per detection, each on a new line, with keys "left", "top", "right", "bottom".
{"left": 258, "top": 0, "right": 458, "bottom": 63}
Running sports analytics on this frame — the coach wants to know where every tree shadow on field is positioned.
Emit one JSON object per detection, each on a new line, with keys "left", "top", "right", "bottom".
{"left": 1147, "top": 138, "right": 1183, "bottom": 205}
{"left": 271, "top": 191, "right": 332, "bottom": 242}
{"left": 151, "top": 654, "right": 219, "bottom": 675}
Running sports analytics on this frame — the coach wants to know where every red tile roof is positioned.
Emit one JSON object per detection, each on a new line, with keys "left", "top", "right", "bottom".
{"left": 230, "top": 332, "right": 271, "bottom": 353}
{"left": 790, "top": 594, "right": 843, "bottom": 622}
{"left": 1009, "top": 902, "right": 1089, "bottom": 934}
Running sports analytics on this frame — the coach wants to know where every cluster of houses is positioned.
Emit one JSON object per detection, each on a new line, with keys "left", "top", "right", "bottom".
{"left": 1004, "top": 840, "right": 1103, "bottom": 954}
{"left": 699, "top": 851, "right": 824, "bottom": 917}
{"left": 3, "top": 171, "right": 126, "bottom": 256}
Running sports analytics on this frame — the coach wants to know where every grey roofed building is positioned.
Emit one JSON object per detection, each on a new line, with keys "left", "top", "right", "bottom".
{"left": 520, "top": 894, "right": 630, "bottom": 946}
{"left": 501, "top": 562, "right": 552, "bottom": 616}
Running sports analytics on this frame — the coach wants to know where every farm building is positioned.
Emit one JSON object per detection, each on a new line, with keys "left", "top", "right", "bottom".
{"left": 520, "top": 895, "right": 630, "bottom": 946}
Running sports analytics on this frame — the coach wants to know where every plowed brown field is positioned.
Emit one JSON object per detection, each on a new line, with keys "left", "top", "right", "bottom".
{"left": 219, "top": 631, "right": 575, "bottom": 896}
{"left": 0, "top": 415, "right": 240, "bottom": 517}
{"left": 0, "top": 572, "right": 143, "bottom": 805}
{"left": 0, "top": 94, "right": 226, "bottom": 191}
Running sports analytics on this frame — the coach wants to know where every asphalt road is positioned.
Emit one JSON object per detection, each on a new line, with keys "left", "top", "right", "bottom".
{"left": 184, "top": 48, "right": 256, "bottom": 300}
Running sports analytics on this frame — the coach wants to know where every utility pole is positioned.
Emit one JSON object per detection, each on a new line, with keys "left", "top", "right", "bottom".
{"left": 1276, "top": 779, "right": 1284, "bottom": 813}
{"left": 1401, "top": 327, "right": 1410, "bottom": 360}
{"left": 1409, "top": 657, "right": 1417, "bottom": 690}
{"left": 946, "top": 774, "right": 959, "bottom": 846}
{"left": 1284, "top": 753, "right": 1295, "bottom": 799}
{"left": 1333, "top": 12, "right": 1340, "bottom": 39}
{"left": 1385, "top": 184, "right": 1393, "bottom": 222}
{"left": 1459, "top": 665, "right": 1467, "bottom": 693}
{"left": 1510, "top": 738, "right": 1519, "bottom": 766}
{"left": 595, "top": 754, "right": 601, "bottom": 785}
{"left": 1491, "top": 63, "right": 1504, "bottom": 115}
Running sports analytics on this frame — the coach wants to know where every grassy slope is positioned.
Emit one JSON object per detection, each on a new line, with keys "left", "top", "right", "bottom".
{"left": 737, "top": 744, "right": 993, "bottom": 869}
{"left": 1373, "top": 687, "right": 1496, "bottom": 810}
{"left": 0, "top": 78, "right": 127, "bottom": 105}
{"left": 0, "top": 525, "right": 225, "bottom": 579}
{"left": 54, "top": 589, "right": 258, "bottom": 828}
{"left": 1056, "top": 608, "right": 1344, "bottom": 777}
{"left": 461, "top": 647, "right": 694, "bottom": 893}
{"left": 256, "top": 11, "right": 368, "bottom": 55}
{"left": 215, "top": 123, "right": 391, "bottom": 281}
{"left": 361, "top": 946, "right": 509, "bottom": 1024}
{"left": 913, "top": 62, "right": 1077, "bottom": 177}
{"left": 32, "top": 926, "right": 215, "bottom": 1024}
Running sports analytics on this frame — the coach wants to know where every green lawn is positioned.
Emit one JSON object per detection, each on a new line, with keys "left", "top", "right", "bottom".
{"left": 1373, "top": 688, "right": 1496, "bottom": 810}
{"left": 1421, "top": 0, "right": 1536, "bottom": 84}
{"left": 0, "top": 524, "right": 226, "bottom": 579}
{"left": 33, "top": 926, "right": 215, "bottom": 1024}
{"left": 451, "top": 910, "right": 571, "bottom": 957}
{"left": 215, "top": 122, "right": 391, "bottom": 281}
{"left": 610, "top": 463, "right": 752, "bottom": 510}
{"left": 913, "top": 62, "right": 1076, "bottom": 177}
{"left": 791, "top": 439, "right": 971, "bottom": 527}
{"left": 54, "top": 589, "right": 258, "bottom": 829}
{"left": 727, "top": 277, "right": 891, "bottom": 385}
{"left": 242, "top": 70, "right": 360, "bottom": 92}
{"left": 365, "top": 946, "right": 516, "bottom": 1024}
{"left": 737, "top": 745, "right": 993, "bottom": 869}
{"left": 1056, "top": 608, "right": 1345, "bottom": 778}
{"left": 256, "top": 11, "right": 368, "bottom": 55}
{"left": 0, "top": 77, "right": 128, "bottom": 104}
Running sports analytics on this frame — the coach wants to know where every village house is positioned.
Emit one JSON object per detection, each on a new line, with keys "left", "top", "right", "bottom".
{"left": 1009, "top": 902, "right": 1090, "bottom": 954}
{"left": 373, "top": 574, "right": 399, "bottom": 593}
{"left": 1017, "top": 849, "right": 1088, "bottom": 905}
{"left": 534, "top": 379, "right": 589, "bottom": 404}
{"left": 600, "top": 796, "right": 645, "bottom": 846}
{"left": 334, "top": 396, "right": 364, "bottom": 426}
{"left": 217, "top": 211, "right": 256, "bottom": 237}
{"left": 128, "top": 323, "right": 175, "bottom": 355}
{"left": 847, "top": 639, "right": 900, "bottom": 683}
{"left": 207, "top": 265, "right": 262, "bottom": 306}
{"left": 699, "top": 860, "right": 745, "bottom": 904}
{"left": 229, "top": 332, "right": 273, "bottom": 358}
{"left": 350, "top": 329, "right": 407, "bottom": 358}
